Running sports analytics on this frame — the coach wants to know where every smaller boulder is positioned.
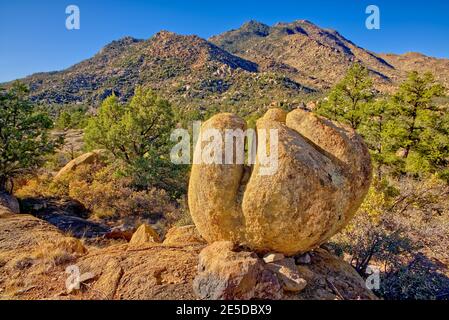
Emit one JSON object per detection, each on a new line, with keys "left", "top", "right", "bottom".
{"left": 129, "top": 224, "right": 160, "bottom": 245}
{"left": 265, "top": 258, "right": 307, "bottom": 292}
{"left": 105, "top": 228, "right": 136, "bottom": 241}
{"left": 54, "top": 151, "right": 104, "bottom": 180}
{"left": 193, "top": 241, "right": 282, "bottom": 300}
{"left": 163, "top": 225, "right": 205, "bottom": 246}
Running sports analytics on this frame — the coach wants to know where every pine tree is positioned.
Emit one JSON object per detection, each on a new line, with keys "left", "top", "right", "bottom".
{"left": 84, "top": 87, "right": 184, "bottom": 193}
{"left": 317, "top": 63, "right": 374, "bottom": 129}
{"left": 0, "top": 82, "right": 61, "bottom": 192}
{"left": 392, "top": 72, "right": 447, "bottom": 178}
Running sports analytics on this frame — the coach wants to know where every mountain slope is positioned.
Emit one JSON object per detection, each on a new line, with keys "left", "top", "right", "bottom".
{"left": 210, "top": 20, "right": 398, "bottom": 91}
{"left": 11, "top": 19, "right": 449, "bottom": 109}
{"left": 379, "top": 52, "right": 449, "bottom": 89}
{"left": 17, "top": 31, "right": 312, "bottom": 111}
{"left": 210, "top": 20, "right": 449, "bottom": 92}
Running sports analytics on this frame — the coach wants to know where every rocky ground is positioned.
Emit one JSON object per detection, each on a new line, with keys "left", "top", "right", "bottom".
{"left": 0, "top": 200, "right": 376, "bottom": 300}
{"left": 0, "top": 107, "right": 380, "bottom": 300}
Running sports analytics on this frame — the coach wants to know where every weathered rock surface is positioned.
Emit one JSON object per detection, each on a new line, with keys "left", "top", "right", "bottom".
{"left": 0, "top": 214, "right": 79, "bottom": 263}
{"left": 188, "top": 109, "right": 372, "bottom": 255}
{"left": 295, "top": 248, "right": 378, "bottom": 300}
{"left": 129, "top": 224, "right": 160, "bottom": 245}
{"left": 163, "top": 225, "right": 205, "bottom": 246}
{"left": 265, "top": 258, "right": 307, "bottom": 292}
{"left": 0, "top": 211, "right": 376, "bottom": 300}
{"left": 193, "top": 241, "right": 282, "bottom": 300}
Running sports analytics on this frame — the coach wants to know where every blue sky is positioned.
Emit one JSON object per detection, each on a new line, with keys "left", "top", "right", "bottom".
{"left": 1, "top": 0, "right": 448, "bottom": 82}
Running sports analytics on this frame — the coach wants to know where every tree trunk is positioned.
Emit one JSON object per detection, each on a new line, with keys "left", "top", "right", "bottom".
{"left": 404, "top": 104, "right": 418, "bottom": 159}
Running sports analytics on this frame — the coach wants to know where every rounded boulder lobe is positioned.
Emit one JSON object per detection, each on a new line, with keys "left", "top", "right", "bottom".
{"left": 188, "top": 113, "right": 247, "bottom": 245}
{"left": 188, "top": 108, "right": 372, "bottom": 256}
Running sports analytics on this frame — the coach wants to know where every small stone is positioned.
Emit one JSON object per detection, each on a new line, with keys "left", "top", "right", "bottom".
{"left": 263, "top": 253, "right": 285, "bottom": 263}
{"left": 266, "top": 258, "right": 307, "bottom": 292}
{"left": 295, "top": 253, "right": 311, "bottom": 265}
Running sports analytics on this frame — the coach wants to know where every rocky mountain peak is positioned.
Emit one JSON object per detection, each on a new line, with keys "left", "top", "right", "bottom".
{"left": 9, "top": 19, "right": 449, "bottom": 105}
{"left": 239, "top": 20, "right": 270, "bottom": 36}
{"left": 99, "top": 36, "right": 143, "bottom": 54}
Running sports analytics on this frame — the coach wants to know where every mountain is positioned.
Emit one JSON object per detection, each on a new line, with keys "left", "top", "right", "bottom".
{"left": 210, "top": 20, "right": 449, "bottom": 92}
{"left": 379, "top": 52, "right": 449, "bottom": 89}
{"left": 15, "top": 31, "right": 312, "bottom": 112}
{"left": 9, "top": 20, "right": 449, "bottom": 109}
{"left": 210, "top": 20, "right": 396, "bottom": 91}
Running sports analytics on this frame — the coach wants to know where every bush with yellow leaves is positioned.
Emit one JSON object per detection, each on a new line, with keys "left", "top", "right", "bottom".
{"left": 16, "top": 162, "right": 177, "bottom": 222}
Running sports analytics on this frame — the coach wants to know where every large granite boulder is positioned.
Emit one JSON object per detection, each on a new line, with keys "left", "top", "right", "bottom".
{"left": 188, "top": 108, "right": 372, "bottom": 255}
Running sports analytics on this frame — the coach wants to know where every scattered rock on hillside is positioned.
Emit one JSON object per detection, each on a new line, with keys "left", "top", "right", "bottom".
{"left": 295, "top": 248, "right": 378, "bottom": 300}
{"left": 0, "top": 210, "right": 377, "bottom": 300}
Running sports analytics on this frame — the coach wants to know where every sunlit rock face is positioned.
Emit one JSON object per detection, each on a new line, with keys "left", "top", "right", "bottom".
{"left": 188, "top": 108, "right": 372, "bottom": 256}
